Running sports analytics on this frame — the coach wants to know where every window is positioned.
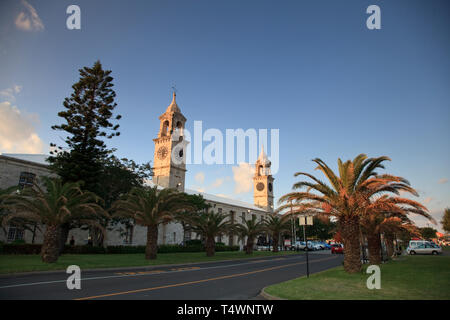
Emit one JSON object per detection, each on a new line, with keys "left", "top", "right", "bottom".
{"left": 241, "top": 212, "right": 246, "bottom": 221}
{"left": 173, "top": 232, "right": 176, "bottom": 243}
{"left": 229, "top": 211, "right": 235, "bottom": 223}
{"left": 252, "top": 214, "right": 256, "bottom": 221}
{"left": 7, "top": 227, "right": 24, "bottom": 242}
{"left": 123, "top": 225, "right": 134, "bottom": 244}
{"left": 18, "top": 172, "right": 35, "bottom": 189}
{"left": 161, "top": 120, "right": 170, "bottom": 136}
{"left": 218, "top": 208, "right": 222, "bottom": 213}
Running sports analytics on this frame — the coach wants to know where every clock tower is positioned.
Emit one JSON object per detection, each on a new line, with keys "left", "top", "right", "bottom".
{"left": 253, "top": 145, "right": 274, "bottom": 212}
{"left": 152, "top": 92, "right": 188, "bottom": 190}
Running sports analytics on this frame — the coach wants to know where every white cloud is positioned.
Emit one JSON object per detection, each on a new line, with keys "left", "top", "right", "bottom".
{"left": 194, "top": 172, "right": 205, "bottom": 184}
{"left": 0, "top": 85, "right": 22, "bottom": 102}
{"left": 438, "top": 178, "right": 448, "bottom": 184}
{"left": 211, "top": 178, "right": 225, "bottom": 188}
{"left": 193, "top": 187, "right": 206, "bottom": 193}
{"left": 232, "top": 162, "right": 254, "bottom": 194}
{"left": 0, "top": 101, "right": 44, "bottom": 154}
{"left": 15, "top": 0, "right": 44, "bottom": 32}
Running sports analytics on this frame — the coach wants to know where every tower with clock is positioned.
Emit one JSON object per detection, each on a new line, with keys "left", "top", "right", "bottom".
{"left": 152, "top": 92, "right": 188, "bottom": 190}
{"left": 253, "top": 145, "right": 274, "bottom": 212}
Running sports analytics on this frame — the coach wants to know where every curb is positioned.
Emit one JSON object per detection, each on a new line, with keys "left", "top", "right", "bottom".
{"left": 0, "top": 252, "right": 302, "bottom": 278}
{"left": 259, "top": 287, "right": 286, "bottom": 300}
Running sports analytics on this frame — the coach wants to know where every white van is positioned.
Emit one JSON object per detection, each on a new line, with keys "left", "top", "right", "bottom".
{"left": 407, "top": 240, "right": 442, "bottom": 255}
{"left": 408, "top": 240, "right": 432, "bottom": 248}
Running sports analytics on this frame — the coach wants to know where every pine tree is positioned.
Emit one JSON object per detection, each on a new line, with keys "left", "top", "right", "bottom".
{"left": 49, "top": 60, "right": 121, "bottom": 194}
{"left": 441, "top": 208, "right": 450, "bottom": 233}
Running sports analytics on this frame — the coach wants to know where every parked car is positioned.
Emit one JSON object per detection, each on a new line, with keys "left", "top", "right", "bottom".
{"left": 331, "top": 244, "right": 344, "bottom": 254}
{"left": 407, "top": 242, "right": 442, "bottom": 255}
{"left": 308, "top": 241, "right": 322, "bottom": 251}
{"left": 294, "top": 241, "right": 306, "bottom": 250}
{"left": 317, "top": 241, "right": 331, "bottom": 250}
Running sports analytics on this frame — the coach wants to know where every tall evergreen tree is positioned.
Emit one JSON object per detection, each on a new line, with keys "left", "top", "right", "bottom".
{"left": 48, "top": 60, "right": 121, "bottom": 250}
{"left": 49, "top": 60, "right": 121, "bottom": 194}
{"left": 441, "top": 208, "right": 450, "bottom": 233}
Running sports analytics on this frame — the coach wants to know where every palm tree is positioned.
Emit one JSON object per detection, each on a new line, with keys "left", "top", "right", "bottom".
{"left": 360, "top": 195, "right": 432, "bottom": 264}
{"left": 2, "top": 177, "right": 107, "bottom": 263}
{"left": 264, "top": 214, "right": 291, "bottom": 252}
{"left": 382, "top": 217, "right": 421, "bottom": 258}
{"left": 235, "top": 215, "right": 266, "bottom": 254}
{"left": 112, "top": 186, "right": 192, "bottom": 260}
{"left": 174, "top": 193, "right": 209, "bottom": 244}
{"left": 278, "top": 154, "right": 417, "bottom": 273}
{"left": 186, "top": 210, "right": 233, "bottom": 256}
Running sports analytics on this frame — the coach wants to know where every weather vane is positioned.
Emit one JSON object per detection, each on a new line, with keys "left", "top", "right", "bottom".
{"left": 171, "top": 83, "right": 177, "bottom": 95}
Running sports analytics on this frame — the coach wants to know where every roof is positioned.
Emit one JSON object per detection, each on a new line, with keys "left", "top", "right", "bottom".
{"left": 165, "top": 92, "right": 181, "bottom": 113}
{"left": 2, "top": 153, "right": 267, "bottom": 213}
{"left": 143, "top": 180, "right": 266, "bottom": 213}
{"left": 0, "top": 153, "right": 50, "bottom": 166}
{"left": 257, "top": 145, "right": 270, "bottom": 166}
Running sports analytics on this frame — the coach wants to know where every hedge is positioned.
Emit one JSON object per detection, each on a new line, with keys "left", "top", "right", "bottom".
{"left": 0, "top": 243, "right": 239, "bottom": 255}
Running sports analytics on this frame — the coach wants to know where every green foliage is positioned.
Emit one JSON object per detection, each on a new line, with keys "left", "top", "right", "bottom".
{"left": 2, "top": 177, "right": 108, "bottom": 227}
{"left": 420, "top": 227, "right": 437, "bottom": 240}
{"left": 185, "top": 239, "right": 202, "bottom": 246}
{"left": 49, "top": 60, "right": 121, "bottom": 194}
{"left": 300, "top": 217, "right": 337, "bottom": 240}
{"left": 112, "top": 186, "right": 192, "bottom": 227}
{"left": 187, "top": 210, "right": 233, "bottom": 239}
{"left": 2, "top": 243, "right": 42, "bottom": 254}
{"left": 0, "top": 244, "right": 239, "bottom": 255}
{"left": 441, "top": 208, "right": 450, "bottom": 233}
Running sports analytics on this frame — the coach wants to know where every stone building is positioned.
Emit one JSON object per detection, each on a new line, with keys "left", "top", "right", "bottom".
{"left": 0, "top": 93, "right": 275, "bottom": 249}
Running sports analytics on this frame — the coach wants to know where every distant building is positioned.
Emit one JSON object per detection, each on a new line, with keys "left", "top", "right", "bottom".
{"left": 0, "top": 93, "right": 275, "bottom": 248}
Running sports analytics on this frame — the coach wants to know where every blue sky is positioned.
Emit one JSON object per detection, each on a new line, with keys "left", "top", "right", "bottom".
{"left": 0, "top": 0, "right": 449, "bottom": 231}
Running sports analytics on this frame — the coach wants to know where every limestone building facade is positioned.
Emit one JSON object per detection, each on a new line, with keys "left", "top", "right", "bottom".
{"left": 0, "top": 93, "right": 275, "bottom": 249}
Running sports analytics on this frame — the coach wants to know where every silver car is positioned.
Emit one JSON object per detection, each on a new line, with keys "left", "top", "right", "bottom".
{"left": 407, "top": 242, "right": 442, "bottom": 255}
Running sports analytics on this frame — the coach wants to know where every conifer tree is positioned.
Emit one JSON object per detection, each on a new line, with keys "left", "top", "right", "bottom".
{"left": 49, "top": 60, "right": 121, "bottom": 194}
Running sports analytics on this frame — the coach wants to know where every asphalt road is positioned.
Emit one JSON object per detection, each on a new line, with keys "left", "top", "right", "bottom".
{"left": 0, "top": 252, "right": 343, "bottom": 300}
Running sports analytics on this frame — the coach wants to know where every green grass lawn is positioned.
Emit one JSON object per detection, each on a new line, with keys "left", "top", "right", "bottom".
{"left": 0, "top": 250, "right": 298, "bottom": 274}
{"left": 265, "top": 255, "right": 450, "bottom": 300}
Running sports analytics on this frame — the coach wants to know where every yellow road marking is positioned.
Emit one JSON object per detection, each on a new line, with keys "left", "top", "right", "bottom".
{"left": 75, "top": 256, "right": 337, "bottom": 300}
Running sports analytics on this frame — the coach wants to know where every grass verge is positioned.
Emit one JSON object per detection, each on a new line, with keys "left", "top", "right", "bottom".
{"left": 0, "top": 250, "right": 298, "bottom": 274}
{"left": 265, "top": 255, "right": 450, "bottom": 300}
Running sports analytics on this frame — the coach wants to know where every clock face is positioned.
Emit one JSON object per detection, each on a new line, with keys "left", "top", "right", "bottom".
{"left": 256, "top": 182, "right": 265, "bottom": 191}
{"left": 157, "top": 146, "right": 168, "bottom": 160}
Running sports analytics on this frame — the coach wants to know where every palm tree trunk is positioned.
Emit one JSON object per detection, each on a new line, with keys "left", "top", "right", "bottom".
{"left": 205, "top": 236, "right": 215, "bottom": 256}
{"left": 58, "top": 224, "right": 70, "bottom": 256}
{"left": 272, "top": 233, "right": 279, "bottom": 252}
{"left": 145, "top": 225, "right": 158, "bottom": 260}
{"left": 367, "top": 232, "right": 382, "bottom": 265}
{"left": 246, "top": 238, "right": 254, "bottom": 254}
{"left": 339, "top": 216, "right": 361, "bottom": 273}
{"left": 384, "top": 232, "right": 395, "bottom": 258}
{"left": 41, "top": 224, "right": 61, "bottom": 263}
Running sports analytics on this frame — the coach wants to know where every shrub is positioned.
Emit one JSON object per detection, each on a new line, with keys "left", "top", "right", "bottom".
{"left": 185, "top": 239, "right": 202, "bottom": 246}
{"left": 0, "top": 243, "right": 240, "bottom": 254}
{"left": 63, "top": 245, "right": 106, "bottom": 254}
{"left": 2, "top": 243, "right": 42, "bottom": 254}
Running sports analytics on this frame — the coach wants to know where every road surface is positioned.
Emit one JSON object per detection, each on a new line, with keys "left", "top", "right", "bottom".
{"left": 0, "top": 252, "right": 343, "bottom": 300}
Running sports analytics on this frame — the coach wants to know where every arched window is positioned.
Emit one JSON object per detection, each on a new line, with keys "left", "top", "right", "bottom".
{"left": 162, "top": 120, "right": 169, "bottom": 136}
{"left": 258, "top": 165, "right": 264, "bottom": 176}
